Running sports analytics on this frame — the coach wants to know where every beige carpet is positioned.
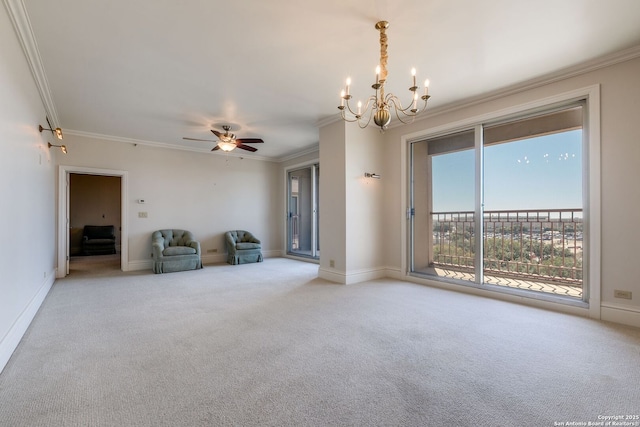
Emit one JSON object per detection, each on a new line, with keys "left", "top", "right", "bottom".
{"left": 1, "top": 258, "right": 639, "bottom": 426}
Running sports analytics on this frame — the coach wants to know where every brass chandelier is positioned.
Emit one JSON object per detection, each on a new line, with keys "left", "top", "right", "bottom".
{"left": 338, "top": 21, "right": 430, "bottom": 131}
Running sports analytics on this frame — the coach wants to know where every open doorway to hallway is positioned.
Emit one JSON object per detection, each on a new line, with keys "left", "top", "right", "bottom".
{"left": 68, "top": 173, "right": 122, "bottom": 274}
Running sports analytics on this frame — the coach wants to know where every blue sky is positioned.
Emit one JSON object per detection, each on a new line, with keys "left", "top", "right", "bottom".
{"left": 431, "top": 130, "right": 582, "bottom": 212}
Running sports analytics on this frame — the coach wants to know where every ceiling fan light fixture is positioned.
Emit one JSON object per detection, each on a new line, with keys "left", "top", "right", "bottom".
{"left": 184, "top": 125, "right": 263, "bottom": 153}
{"left": 217, "top": 141, "right": 236, "bottom": 152}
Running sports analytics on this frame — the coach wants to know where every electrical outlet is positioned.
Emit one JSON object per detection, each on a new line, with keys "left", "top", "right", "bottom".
{"left": 614, "top": 290, "right": 632, "bottom": 300}
{"left": 329, "top": 259, "right": 335, "bottom": 268}
{"left": 138, "top": 211, "right": 148, "bottom": 218}
{"left": 207, "top": 249, "right": 218, "bottom": 253}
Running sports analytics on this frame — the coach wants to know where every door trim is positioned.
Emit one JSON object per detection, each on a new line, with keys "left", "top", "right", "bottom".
{"left": 283, "top": 159, "right": 319, "bottom": 261}
{"left": 57, "top": 166, "right": 129, "bottom": 277}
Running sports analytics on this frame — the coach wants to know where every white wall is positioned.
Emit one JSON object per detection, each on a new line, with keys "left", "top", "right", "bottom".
{"left": 318, "top": 120, "right": 385, "bottom": 283}
{"left": 382, "top": 56, "right": 640, "bottom": 327}
{"left": 0, "top": 4, "right": 57, "bottom": 372}
{"left": 344, "top": 124, "right": 385, "bottom": 275}
{"left": 57, "top": 134, "right": 282, "bottom": 269}
{"left": 318, "top": 121, "right": 347, "bottom": 277}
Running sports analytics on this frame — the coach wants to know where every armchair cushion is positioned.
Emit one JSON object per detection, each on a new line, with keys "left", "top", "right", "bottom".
{"left": 163, "top": 246, "right": 197, "bottom": 256}
{"left": 236, "top": 242, "right": 261, "bottom": 250}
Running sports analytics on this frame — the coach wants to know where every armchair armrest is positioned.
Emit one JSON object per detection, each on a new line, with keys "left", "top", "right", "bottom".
{"left": 152, "top": 242, "right": 164, "bottom": 259}
{"left": 225, "top": 233, "right": 236, "bottom": 252}
{"left": 152, "top": 234, "right": 165, "bottom": 259}
{"left": 186, "top": 239, "right": 201, "bottom": 255}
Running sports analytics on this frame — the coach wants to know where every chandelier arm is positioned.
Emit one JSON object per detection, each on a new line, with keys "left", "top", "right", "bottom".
{"left": 343, "top": 95, "right": 377, "bottom": 118}
{"left": 389, "top": 97, "right": 431, "bottom": 125}
{"left": 342, "top": 100, "right": 359, "bottom": 118}
{"left": 385, "top": 94, "right": 418, "bottom": 115}
{"left": 357, "top": 110, "right": 374, "bottom": 129}
{"left": 341, "top": 101, "right": 375, "bottom": 127}
{"left": 340, "top": 109, "right": 360, "bottom": 123}
{"left": 392, "top": 107, "right": 418, "bottom": 125}
{"left": 387, "top": 95, "right": 429, "bottom": 117}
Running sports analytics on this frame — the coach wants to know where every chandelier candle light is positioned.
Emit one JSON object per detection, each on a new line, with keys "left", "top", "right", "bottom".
{"left": 338, "top": 21, "right": 430, "bottom": 131}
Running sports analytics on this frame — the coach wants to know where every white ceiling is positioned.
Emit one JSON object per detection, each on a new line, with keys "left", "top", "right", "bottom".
{"left": 18, "top": 0, "right": 640, "bottom": 159}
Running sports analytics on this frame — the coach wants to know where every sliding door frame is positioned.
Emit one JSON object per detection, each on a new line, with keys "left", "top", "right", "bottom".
{"left": 401, "top": 85, "right": 601, "bottom": 319}
{"left": 283, "top": 160, "right": 320, "bottom": 262}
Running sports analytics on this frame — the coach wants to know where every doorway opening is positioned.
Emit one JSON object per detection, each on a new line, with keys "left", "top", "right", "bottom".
{"left": 286, "top": 164, "right": 319, "bottom": 260}
{"left": 57, "top": 166, "right": 129, "bottom": 277}
{"left": 69, "top": 173, "right": 122, "bottom": 274}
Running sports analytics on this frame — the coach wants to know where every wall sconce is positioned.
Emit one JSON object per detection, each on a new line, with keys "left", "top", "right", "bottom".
{"left": 39, "top": 124, "right": 63, "bottom": 139}
{"left": 48, "top": 142, "right": 68, "bottom": 154}
{"left": 364, "top": 172, "right": 381, "bottom": 179}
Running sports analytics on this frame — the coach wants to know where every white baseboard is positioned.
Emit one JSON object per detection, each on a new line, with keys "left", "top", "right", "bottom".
{"left": 384, "top": 267, "right": 404, "bottom": 280}
{"left": 318, "top": 267, "right": 387, "bottom": 285}
{"left": 601, "top": 303, "right": 640, "bottom": 328}
{"left": 202, "top": 250, "right": 281, "bottom": 265}
{"left": 127, "top": 259, "right": 153, "bottom": 271}
{"left": 129, "top": 250, "right": 283, "bottom": 271}
{"left": 263, "top": 250, "right": 283, "bottom": 258}
{"left": 201, "top": 253, "right": 227, "bottom": 264}
{"left": 0, "top": 272, "right": 55, "bottom": 374}
{"left": 318, "top": 268, "right": 345, "bottom": 284}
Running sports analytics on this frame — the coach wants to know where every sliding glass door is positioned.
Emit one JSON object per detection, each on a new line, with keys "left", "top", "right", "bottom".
{"left": 411, "top": 129, "right": 476, "bottom": 283}
{"left": 287, "top": 165, "right": 319, "bottom": 259}
{"left": 410, "top": 102, "right": 586, "bottom": 301}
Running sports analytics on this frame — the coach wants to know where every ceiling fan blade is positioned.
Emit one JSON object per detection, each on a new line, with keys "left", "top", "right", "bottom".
{"left": 235, "top": 138, "right": 264, "bottom": 144}
{"left": 211, "top": 130, "right": 223, "bottom": 138}
{"left": 183, "top": 137, "right": 217, "bottom": 142}
{"left": 211, "top": 145, "right": 221, "bottom": 151}
{"left": 237, "top": 143, "right": 258, "bottom": 152}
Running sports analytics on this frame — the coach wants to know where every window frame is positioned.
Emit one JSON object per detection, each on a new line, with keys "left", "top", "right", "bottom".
{"left": 400, "top": 85, "right": 601, "bottom": 317}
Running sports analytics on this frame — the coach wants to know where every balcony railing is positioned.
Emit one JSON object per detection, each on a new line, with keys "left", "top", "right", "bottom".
{"left": 431, "top": 209, "right": 583, "bottom": 286}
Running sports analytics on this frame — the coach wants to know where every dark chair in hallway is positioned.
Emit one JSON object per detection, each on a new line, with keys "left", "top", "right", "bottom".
{"left": 82, "top": 225, "right": 116, "bottom": 255}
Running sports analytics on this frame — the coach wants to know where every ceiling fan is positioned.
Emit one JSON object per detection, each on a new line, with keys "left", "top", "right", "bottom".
{"left": 183, "top": 125, "right": 264, "bottom": 152}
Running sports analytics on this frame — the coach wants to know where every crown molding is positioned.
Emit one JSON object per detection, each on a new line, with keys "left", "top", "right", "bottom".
{"left": 65, "top": 129, "right": 276, "bottom": 162}
{"left": 276, "top": 144, "right": 319, "bottom": 163}
{"left": 3, "top": 0, "right": 60, "bottom": 126}
{"left": 315, "top": 114, "right": 342, "bottom": 129}
{"left": 65, "top": 128, "right": 319, "bottom": 163}
{"left": 401, "top": 44, "right": 640, "bottom": 127}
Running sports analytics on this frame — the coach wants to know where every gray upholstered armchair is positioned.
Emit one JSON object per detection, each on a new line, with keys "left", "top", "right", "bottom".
{"left": 152, "top": 229, "right": 202, "bottom": 274}
{"left": 225, "top": 230, "right": 263, "bottom": 265}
